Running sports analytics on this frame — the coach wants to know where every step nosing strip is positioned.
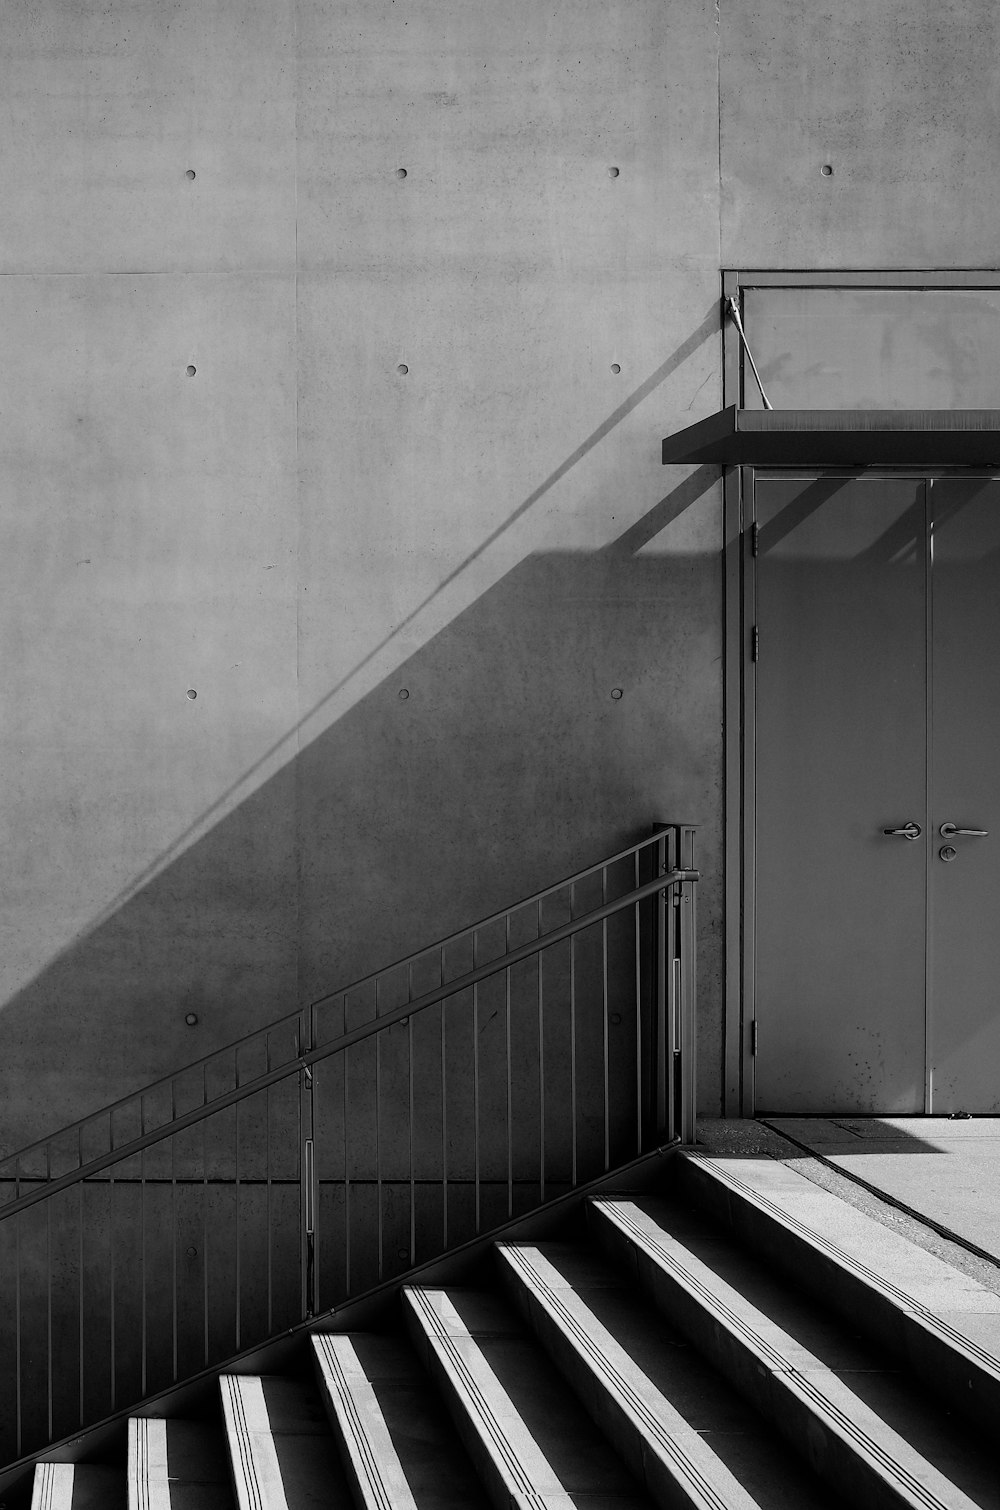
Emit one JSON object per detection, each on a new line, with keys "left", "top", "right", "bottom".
{"left": 499, "top": 1247, "right": 739, "bottom": 1510}
{"left": 130, "top": 1418, "right": 151, "bottom": 1510}
{"left": 596, "top": 1204, "right": 792, "bottom": 1372}
{"left": 35, "top": 1461, "right": 57, "bottom": 1510}
{"left": 787, "top": 1368, "right": 964, "bottom": 1510}
{"left": 597, "top": 1207, "right": 977, "bottom": 1510}
{"left": 405, "top": 1289, "right": 550, "bottom": 1509}
{"left": 315, "top": 1339, "right": 398, "bottom": 1510}
{"left": 678, "top": 1158, "right": 1000, "bottom": 1374}
{"left": 224, "top": 1377, "right": 266, "bottom": 1510}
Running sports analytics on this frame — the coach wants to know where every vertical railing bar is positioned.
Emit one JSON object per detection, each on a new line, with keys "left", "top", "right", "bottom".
{"left": 202, "top": 1112, "right": 209, "bottom": 1368}
{"left": 505, "top": 917, "right": 513, "bottom": 1219}
{"left": 295, "top": 1017, "right": 303, "bottom": 1319}
{"left": 46, "top": 1171, "right": 52, "bottom": 1431}
{"left": 140, "top": 1146, "right": 147, "bottom": 1397}
{"left": 46, "top": 1144, "right": 53, "bottom": 1440}
{"left": 78, "top": 1171, "right": 85, "bottom": 1426}
{"left": 344, "top": 1034, "right": 351, "bottom": 1297}
{"left": 602, "top": 867, "right": 610, "bottom": 1171}
{"left": 109, "top": 1163, "right": 116, "bottom": 1411}
{"left": 265, "top": 1082, "right": 273, "bottom": 1334}
{"left": 15, "top": 1196, "right": 22, "bottom": 1457}
{"left": 408, "top": 1013, "right": 415, "bottom": 1267}
{"left": 665, "top": 827, "right": 678, "bottom": 1140}
{"left": 312, "top": 1051, "right": 321, "bottom": 1315}
{"left": 472, "top": 933, "right": 480, "bottom": 1236}
{"left": 171, "top": 1124, "right": 178, "bottom": 1383}
{"left": 375, "top": 980, "right": 383, "bottom": 1283}
{"left": 679, "top": 826, "right": 699, "bottom": 1145}
{"left": 634, "top": 847, "right": 642, "bottom": 1156}
{"left": 234, "top": 1098, "right": 241, "bottom": 1352}
{"left": 537, "top": 899, "right": 544, "bottom": 1205}
{"left": 440, "top": 994, "right": 448, "bottom": 1251}
{"left": 569, "top": 883, "right": 577, "bottom": 1188}
{"left": 344, "top": 1050, "right": 351, "bottom": 1298}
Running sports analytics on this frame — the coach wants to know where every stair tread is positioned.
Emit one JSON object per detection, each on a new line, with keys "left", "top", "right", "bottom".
{"left": 128, "top": 1420, "right": 233, "bottom": 1510}
{"left": 221, "top": 1374, "right": 353, "bottom": 1510}
{"left": 677, "top": 1151, "right": 1000, "bottom": 1442}
{"left": 31, "top": 1463, "right": 124, "bottom": 1510}
{"left": 683, "top": 1153, "right": 1000, "bottom": 1336}
{"left": 593, "top": 1198, "right": 1000, "bottom": 1510}
{"left": 495, "top": 1240, "right": 837, "bottom": 1510}
{"left": 313, "top": 1333, "right": 491, "bottom": 1510}
{"left": 404, "top": 1285, "right": 655, "bottom": 1508}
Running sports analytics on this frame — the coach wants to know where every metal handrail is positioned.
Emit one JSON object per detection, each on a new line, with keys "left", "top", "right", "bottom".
{"left": 0, "top": 866, "right": 698, "bottom": 1221}
{"left": 0, "top": 829, "right": 690, "bottom": 1176}
{"left": 0, "top": 826, "right": 698, "bottom": 1465}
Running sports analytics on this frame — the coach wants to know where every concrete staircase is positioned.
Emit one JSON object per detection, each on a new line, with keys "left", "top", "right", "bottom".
{"left": 30, "top": 1151, "right": 1000, "bottom": 1510}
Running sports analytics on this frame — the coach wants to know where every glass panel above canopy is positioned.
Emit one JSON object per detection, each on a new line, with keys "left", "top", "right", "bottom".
{"left": 743, "top": 288, "right": 1000, "bottom": 411}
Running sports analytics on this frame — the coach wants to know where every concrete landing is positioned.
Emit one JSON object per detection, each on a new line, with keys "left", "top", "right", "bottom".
{"left": 695, "top": 1118, "right": 1000, "bottom": 1295}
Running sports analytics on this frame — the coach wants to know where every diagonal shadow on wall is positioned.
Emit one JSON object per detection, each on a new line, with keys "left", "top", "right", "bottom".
{"left": 0, "top": 307, "right": 723, "bottom": 1155}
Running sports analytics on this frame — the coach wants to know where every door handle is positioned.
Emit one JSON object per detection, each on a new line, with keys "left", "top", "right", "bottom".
{"left": 882, "top": 822, "right": 922, "bottom": 840}
{"left": 939, "top": 823, "right": 989, "bottom": 838}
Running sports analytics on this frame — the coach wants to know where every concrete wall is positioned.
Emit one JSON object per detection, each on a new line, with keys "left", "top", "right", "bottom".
{"left": 1, "top": 0, "right": 994, "bottom": 1155}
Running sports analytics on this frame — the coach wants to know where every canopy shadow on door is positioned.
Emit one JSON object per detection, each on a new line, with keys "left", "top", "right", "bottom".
{"left": 750, "top": 472, "right": 1000, "bottom": 1116}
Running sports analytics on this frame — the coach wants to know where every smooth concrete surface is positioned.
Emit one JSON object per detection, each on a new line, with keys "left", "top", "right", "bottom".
{"left": 5, "top": 0, "right": 998, "bottom": 1159}
{"left": 721, "top": 0, "right": 1000, "bottom": 268}
{"left": 763, "top": 1118, "right": 1000, "bottom": 1267}
{"left": 0, "top": 1, "right": 297, "bottom": 274}
{"left": 0, "top": 0, "right": 724, "bottom": 1157}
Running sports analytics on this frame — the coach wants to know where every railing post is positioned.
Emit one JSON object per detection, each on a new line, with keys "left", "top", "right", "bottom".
{"left": 299, "top": 1006, "right": 317, "bottom": 1320}
{"left": 677, "top": 826, "right": 698, "bottom": 1144}
{"left": 653, "top": 825, "right": 675, "bottom": 1142}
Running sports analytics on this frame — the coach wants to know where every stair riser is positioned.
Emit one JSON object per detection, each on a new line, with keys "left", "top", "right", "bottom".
{"left": 592, "top": 1213, "right": 948, "bottom": 1510}
{"left": 674, "top": 1155, "right": 1000, "bottom": 1436}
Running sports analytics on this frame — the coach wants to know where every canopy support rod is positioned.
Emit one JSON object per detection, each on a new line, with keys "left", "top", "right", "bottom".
{"left": 725, "top": 295, "right": 773, "bottom": 411}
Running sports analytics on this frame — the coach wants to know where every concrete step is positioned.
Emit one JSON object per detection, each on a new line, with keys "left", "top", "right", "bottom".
{"left": 34, "top": 1148, "right": 1000, "bottom": 1510}
{"left": 127, "top": 1419, "right": 234, "bottom": 1510}
{"left": 31, "top": 1463, "right": 124, "bottom": 1510}
{"left": 591, "top": 1196, "right": 999, "bottom": 1510}
{"left": 493, "top": 1239, "right": 835, "bottom": 1510}
{"left": 402, "top": 1284, "right": 656, "bottom": 1510}
{"left": 675, "top": 1150, "right": 1000, "bottom": 1435}
{"left": 220, "top": 1374, "right": 352, "bottom": 1510}
{"left": 312, "top": 1333, "right": 491, "bottom": 1510}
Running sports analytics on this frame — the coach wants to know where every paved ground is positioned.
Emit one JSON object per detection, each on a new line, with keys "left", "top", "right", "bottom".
{"left": 695, "top": 1117, "right": 1000, "bottom": 1295}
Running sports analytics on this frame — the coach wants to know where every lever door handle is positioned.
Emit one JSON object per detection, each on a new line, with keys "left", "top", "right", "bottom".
{"left": 883, "top": 822, "right": 922, "bottom": 840}
{"left": 939, "top": 823, "right": 989, "bottom": 838}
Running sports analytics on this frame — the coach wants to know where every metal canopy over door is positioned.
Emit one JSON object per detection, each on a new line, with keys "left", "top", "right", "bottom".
{"left": 753, "top": 472, "right": 1000, "bottom": 1114}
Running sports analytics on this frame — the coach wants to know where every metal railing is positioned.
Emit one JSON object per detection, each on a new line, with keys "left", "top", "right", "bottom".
{"left": 0, "top": 825, "right": 697, "bottom": 1463}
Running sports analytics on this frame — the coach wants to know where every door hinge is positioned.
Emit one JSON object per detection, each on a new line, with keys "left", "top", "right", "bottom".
{"left": 750, "top": 1019, "right": 758, "bottom": 1056}
{"left": 750, "top": 521, "right": 759, "bottom": 556}
{"left": 751, "top": 625, "right": 759, "bottom": 662}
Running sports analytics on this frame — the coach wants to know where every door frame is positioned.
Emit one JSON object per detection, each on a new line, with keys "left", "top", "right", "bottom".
{"left": 722, "top": 268, "right": 1000, "bottom": 1116}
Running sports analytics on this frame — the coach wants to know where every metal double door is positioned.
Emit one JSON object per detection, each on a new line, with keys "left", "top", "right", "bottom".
{"left": 753, "top": 474, "right": 1000, "bottom": 1114}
